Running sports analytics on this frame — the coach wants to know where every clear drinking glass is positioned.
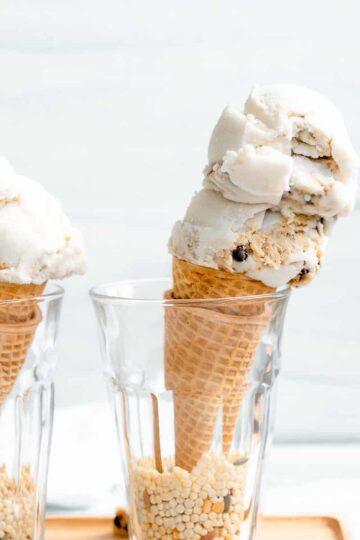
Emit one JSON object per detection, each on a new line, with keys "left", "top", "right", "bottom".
{"left": 91, "top": 279, "right": 290, "bottom": 540}
{"left": 0, "top": 285, "right": 63, "bottom": 540}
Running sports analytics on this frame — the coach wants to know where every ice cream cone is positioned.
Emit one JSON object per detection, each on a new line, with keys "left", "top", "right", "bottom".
{"left": 0, "top": 282, "right": 46, "bottom": 323}
{"left": 0, "top": 282, "right": 45, "bottom": 406}
{"left": 222, "top": 385, "right": 248, "bottom": 456}
{"left": 165, "top": 260, "right": 272, "bottom": 471}
{"left": 172, "top": 257, "right": 272, "bottom": 300}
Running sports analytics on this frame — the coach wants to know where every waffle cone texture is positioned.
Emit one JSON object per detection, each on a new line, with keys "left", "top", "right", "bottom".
{"left": 172, "top": 257, "right": 273, "bottom": 300}
{"left": 0, "top": 282, "right": 45, "bottom": 406}
{"left": 165, "top": 257, "right": 273, "bottom": 471}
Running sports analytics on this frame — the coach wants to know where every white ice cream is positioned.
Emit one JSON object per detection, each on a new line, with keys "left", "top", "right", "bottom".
{"left": 170, "top": 84, "right": 358, "bottom": 288}
{"left": 170, "top": 189, "right": 269, "bottom": 268}
{"left": 0, "top": 155, "right": 86, "bottom": 284}
{"left": 206, "top": 85, "right": 358, "bottom": 217}
{"left": 170, "top": 189, "right": 326, "bottom": 288}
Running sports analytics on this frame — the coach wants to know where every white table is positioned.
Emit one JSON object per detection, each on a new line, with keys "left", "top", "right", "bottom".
{"left": 263, "top": 444, "right": 360, "bottom": 537}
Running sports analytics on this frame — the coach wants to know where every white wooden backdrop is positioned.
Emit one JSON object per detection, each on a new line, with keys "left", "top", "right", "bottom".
{"left": 0, "top": 0, "right": 359, "bottom": 448}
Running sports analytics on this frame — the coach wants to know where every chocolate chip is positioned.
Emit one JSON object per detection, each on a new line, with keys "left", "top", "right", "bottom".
{"left": 114, "top": 516, "right": 122, "bottom": 529}
{"left": 320, "top": 217, "right": 325, "bottom": 224}
{"left": 299, "top": 267, "right": 310, "bottom": 277}
{"left": 232, "top": 245, "right": 248, "bottom": 262}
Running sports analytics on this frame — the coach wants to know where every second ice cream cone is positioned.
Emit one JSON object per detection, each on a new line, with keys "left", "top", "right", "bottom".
{"left": 0, "top": 153, "right": 85, "bottom": 408}
{"left": 0, "top": 283, "right": 45, "bottom": 406}
{"left": 0, "top": 307, "right": 41, "bottom": 406}
{"left": 0, "top": 282, "right": 46, "bottom": 323}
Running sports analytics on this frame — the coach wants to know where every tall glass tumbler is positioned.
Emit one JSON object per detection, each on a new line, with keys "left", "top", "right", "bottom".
{"left": 91, "top": 279, "right": 290, "bottom": 540}
{"left": 0, "top": 285, "right": 63, "bottom": 540}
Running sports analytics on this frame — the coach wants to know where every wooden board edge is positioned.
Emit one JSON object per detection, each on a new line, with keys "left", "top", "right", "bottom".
{"left": 258, "top": 515, "right": 350, "bottom": 539}
{"left": 46, "top": 514, "right": 350, "bottom": 539}
{"left": 47, "top": 516, "right": 111, "bottom": 522}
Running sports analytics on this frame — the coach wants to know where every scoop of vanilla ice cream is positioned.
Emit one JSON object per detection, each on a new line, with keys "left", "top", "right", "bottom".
{"left": 169, "top": 189, "right": 269, "bottom": 269}
{"left": 205, "top": 84, "right": 359, "bottom": 217}
{"left": 0, "top": 156, "right": 85, "bottom": 284}
{"left": 169, "top": 189, "right": 327, "bottom": 288}
{"left": 170, "top": 84, "right": 358, "bottom": 288}
{"left": 206, "top": 108, "right": 292, "bottom": 206}
{"left": 205, "top": 144, "right": 292, "bottom": 205}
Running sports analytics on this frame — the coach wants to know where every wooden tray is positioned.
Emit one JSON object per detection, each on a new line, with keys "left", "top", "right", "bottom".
{"left": 46, "top": 515, "right": 349, "bottom": 539}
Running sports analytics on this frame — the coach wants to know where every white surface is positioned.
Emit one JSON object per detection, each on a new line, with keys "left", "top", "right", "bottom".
{"left": 262, "top": 444, "right": 360, "bottom": 538}
{"left": 0, "top": 0, "right": 359, "bottom": 442}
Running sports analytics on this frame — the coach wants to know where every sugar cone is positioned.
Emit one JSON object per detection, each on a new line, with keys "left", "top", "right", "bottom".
{"left": 0, "top": 282, "right": 46, "bottom": 323}
{"left": 222, "top": 385, "right": 248, "bottom": 456}
{"left": 172, "top": 393, "right": 222, "bottom": 471}
{"left": 0, "top": 282, "right": 46, "bottom": 406}
{"left": 172, "top": 257, "right": 272, "bottom": 299}
{"left": 165, "top": 258, "right": 273, "bottom": 471}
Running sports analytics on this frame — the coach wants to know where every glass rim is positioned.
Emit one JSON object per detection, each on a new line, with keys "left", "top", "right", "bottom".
{"left": 89, "top": 277, "right": 291, "bottom": 305}
{"left": 0, "top": 283, "right": 64, "bottom": 305}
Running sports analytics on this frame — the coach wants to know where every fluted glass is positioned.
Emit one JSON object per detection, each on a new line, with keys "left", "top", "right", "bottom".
{"left": 91, "top": 279, "right": 290, "bottom": 540}
{"left": 0, "top": 285, "right": 63, "bottom": 540}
